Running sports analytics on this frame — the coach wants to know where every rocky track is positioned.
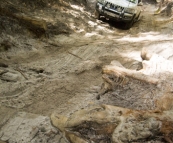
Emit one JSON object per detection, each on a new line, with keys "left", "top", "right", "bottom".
{"left": 1, "top": 0, "right": 173, "bottom": 142}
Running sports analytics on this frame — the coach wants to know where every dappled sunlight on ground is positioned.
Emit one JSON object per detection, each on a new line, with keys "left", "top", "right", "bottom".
{"left": 117, "top": 33, "right": 173, "bottom": 42}
{"left": 119, "top": 51, "right": 142, "bottom": 62}
{"left": 71, "top": 4, "right": 85, "bottom": 11}
{"left": 84, "top": 32, "right": 99, "bottom": 37}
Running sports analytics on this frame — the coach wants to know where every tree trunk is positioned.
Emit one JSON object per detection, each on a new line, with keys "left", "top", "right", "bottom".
{"left": 165, "top": 1, "right": 173, "bottom": 16}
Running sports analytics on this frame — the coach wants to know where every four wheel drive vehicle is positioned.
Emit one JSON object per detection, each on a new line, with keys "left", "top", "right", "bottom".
{"left": 95, "top": 0, "right": 142, "bottom": 29}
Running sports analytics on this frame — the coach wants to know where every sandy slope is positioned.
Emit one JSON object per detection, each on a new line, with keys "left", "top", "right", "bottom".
{"left": 0, "top": 0, "right": 173, "bottom": 142}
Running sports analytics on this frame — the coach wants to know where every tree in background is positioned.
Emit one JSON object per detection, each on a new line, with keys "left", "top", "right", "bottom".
{"left": 154, "top": 0, "right": 173, "bottom": 16}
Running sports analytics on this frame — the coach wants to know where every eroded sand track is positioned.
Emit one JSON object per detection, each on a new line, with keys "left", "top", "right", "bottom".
{"left": 1, "top": 0, "right": 173, "bottom": 142}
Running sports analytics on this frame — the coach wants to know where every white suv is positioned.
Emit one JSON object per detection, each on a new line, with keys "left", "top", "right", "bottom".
{"left": 95, "top": 0, "right": 141, "bottom": 29}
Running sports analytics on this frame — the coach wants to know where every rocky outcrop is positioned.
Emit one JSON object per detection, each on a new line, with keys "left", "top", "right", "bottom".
{"left": 51, "top": 48, "right": 173, "bottom": 143}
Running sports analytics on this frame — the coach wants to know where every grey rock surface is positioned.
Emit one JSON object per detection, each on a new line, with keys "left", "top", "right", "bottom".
{"left": 0, "top": 112, "right": 68, "bottom": 143}
{"left": 0, "top": 106, "right": 16, "bottom": 129}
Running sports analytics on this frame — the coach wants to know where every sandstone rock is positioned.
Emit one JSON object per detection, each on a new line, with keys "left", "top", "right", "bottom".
{"left": 51, "top": 51, "right": 173, "bottom": 143}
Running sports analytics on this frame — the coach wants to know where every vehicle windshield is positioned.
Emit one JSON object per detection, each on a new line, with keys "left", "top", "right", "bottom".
{"left": 126, "top": 0, "right": 137, "bottom": 4}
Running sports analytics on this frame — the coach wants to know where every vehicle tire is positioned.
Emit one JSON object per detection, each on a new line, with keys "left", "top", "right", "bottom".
{"left": 124, "top": 16, "right": 135, "bottom": 30}
{"left": 135, "top": 12, "right": 141, "bottom": 22}
{"left": 94, "top": 10, "right": 100, "bottom": 20}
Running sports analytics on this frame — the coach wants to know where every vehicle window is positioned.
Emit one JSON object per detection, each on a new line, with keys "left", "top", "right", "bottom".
{"left": 126, "top": 0, "right": 137, "bottom": 4}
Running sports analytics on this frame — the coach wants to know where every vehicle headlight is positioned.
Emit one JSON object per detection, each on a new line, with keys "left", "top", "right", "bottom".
{"left": 124, "top": 8, "right": 135, "bottom": 14}
{"left": 97, "top": 0, "right": 106, "bottom": 4}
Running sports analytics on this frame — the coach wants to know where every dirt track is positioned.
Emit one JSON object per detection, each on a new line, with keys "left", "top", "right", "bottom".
{"left": 0, "top": 0, "right": 173, "bottom": 142}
